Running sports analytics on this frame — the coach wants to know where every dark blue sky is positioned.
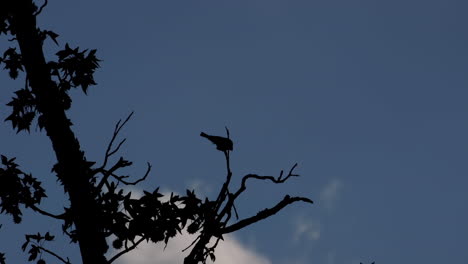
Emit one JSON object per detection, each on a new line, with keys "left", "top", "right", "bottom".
{"left": 1, "top": 1, "right": 468, "bottom": 264}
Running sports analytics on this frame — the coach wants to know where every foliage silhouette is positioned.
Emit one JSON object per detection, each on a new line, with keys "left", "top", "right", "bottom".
{"left": 0, "top": 1, "right": 313, "bottom": 264}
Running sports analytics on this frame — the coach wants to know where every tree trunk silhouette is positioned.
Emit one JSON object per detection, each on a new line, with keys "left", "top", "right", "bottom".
{"left": 9, "top": 1, "right": 107, "bottom": 263}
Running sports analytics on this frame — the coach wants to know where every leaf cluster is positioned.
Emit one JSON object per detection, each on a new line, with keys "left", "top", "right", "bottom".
{"left": 22, "top": 232, "right": 55, "bottom": 263}
{"left": 0, "top": 48, "right": 23, "bottom": 79}
{"left": 4, "top": 87, "right": 37, "bottom": 132}
{"left": 49, "top": 43, "right": 99, "bottom": 95}
{"left": 2, "top": 41, "right": 100, "bottom": 132}
{"left": 107, "top": 188, "right": 182, "bottom": 247}
{"left": 0, "top": 9, "right": 99, "bottom": 132}
{"left": 0, "top": 155, "right": 47, "bottom": 223}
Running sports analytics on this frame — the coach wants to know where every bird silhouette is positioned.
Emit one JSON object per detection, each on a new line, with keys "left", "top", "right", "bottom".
{"left": 200, "top": 132, "right": 233, "bottom": 152}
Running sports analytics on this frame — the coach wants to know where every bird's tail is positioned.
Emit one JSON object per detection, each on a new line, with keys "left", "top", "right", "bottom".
{"left": 200, "top": 132, "right": 208, "bottom": 138}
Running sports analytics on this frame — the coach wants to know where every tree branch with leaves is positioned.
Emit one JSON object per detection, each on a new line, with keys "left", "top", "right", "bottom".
{"left": 0, "top": 1, "right": 313, "bottom": 264}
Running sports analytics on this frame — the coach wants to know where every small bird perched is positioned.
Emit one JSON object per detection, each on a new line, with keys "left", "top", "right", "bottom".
{"left": 200, "top": 132, "right": 233, "bottom": 152}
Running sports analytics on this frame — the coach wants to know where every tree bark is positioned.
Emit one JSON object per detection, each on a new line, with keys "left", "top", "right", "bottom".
{"left": 10, "top": 1, "right": 108, "bottom": 263}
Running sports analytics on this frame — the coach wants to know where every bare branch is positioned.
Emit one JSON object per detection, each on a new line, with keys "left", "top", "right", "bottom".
{"left": 96, "top": 157, "right": 133, "bottom": 190}
{"left": 101, "top": 112, "right": 134, "bottom": 169}
{"left": 213, "top": 151, "right": 232, "bottom": 213}
{"left": 108, "top": 236, "right": 145, "bottom": 264}
{"left": 110, "top": 162, "right": 151, "bottom": 186}
{"left": 107, "top": 138, "right": 126, "bottom": 157}
{"left": 236, "top": 163, "right": 298, "bottom": 198}
{"left": 231, "top": 196, "right": 239, "bottom": 220}
{"left": 28, "top": 204, "right": 65, "bottom": 220}
{"left": 36, "top": 245, "right": 71, "bottom": 264}
{"left": 182, "top": 234, "right": 201, "bottom": 252}
{"left": 33, "top": 0, "right": 48, "bottom": 16}
{"left": 220, "top": 195, "right": 312, "bottom": 234}
{"left": 216, "top": 163, "right": 300, "bottom": 222}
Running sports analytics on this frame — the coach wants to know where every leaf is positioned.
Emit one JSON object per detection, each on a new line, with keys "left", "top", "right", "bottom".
{"left": 44, "top": 232, "right": 54, "bottom": 241}
{"left": 46, "top": 30, "right": 59, "bottom": 45}
{"left": 21, "top": 240, "right": 29, "bottom": 251}
{"left": 28, "top": 246, "right": 39, "bottom": 261}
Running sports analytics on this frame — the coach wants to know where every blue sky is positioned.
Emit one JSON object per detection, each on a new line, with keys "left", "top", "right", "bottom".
{"left": 1, "top": 0, "right": 468, "bottom": 263}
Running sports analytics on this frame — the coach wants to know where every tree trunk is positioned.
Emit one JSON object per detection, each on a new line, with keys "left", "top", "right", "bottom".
{"left": 10, "top": 1, "right": 108, "bottom": 263}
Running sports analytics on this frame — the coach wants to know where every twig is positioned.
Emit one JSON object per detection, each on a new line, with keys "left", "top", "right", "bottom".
{"left": 29, "top": 204, "right": 65, "bottom": 220}
{"left": 107, "top": 138, "right": 126, "bottom": 157}
{"left": 111, "top": 162, "right": 151, "bottom": 186}
{"left": 182, "top": 234, "right": 201, "bottom": 252}
{"left": 216, "top": 163, "right": 300, "bottom": 222}
{"left": 96, "top": 157, "right": 132, "bottom": 190}
{"left": 230, "top": 193, "right": 239, "bottom": 220}
{"left": 234, "top": 163, "right": 299, "bottom": 201}
{"left": 33, "top": 0, "right": 48, "bottom": 16}
{"left": 101, "top": 112, "right": 133, "bottom": 169}
{"left": 213, "top": 149, "right": 232, "bottom": 213}
{"left": 36, "top": 245, "right": 71, "bottom": 264}
{"left": 108, "top": 236, "right": 145, "bottom": 263}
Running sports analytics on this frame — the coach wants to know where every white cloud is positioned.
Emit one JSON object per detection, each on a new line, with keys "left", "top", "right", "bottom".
{"left": 292, "top": 216, "right": 321, "bottom": 242}
{"left": 112, "top": 232, "right": 271, "bottom": 264}
{"left": 319, "top": 179, "right": 344, "bottom": 210}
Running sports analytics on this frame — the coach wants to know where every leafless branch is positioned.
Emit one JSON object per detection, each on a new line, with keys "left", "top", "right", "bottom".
{"left": 94, "top": 112, "right": 141, "bottom": 191}
{"left": 36, "top": 245, "right": 71, "bottom": 264}
{"left": 101, "top": 112, "right": 133, "bottom": 169}
{"left": 33, "top": 0, "right": 48, "bottom": 16}
{"left": 182, "top": 234, "right": 201, "bottom": 252}
{"left": 184, "top": 139, "right": 312, "bottom": 264}
{"left": 28, "top": 204, "right": 65, "bottom": 220}
{"left": 216, "top": 163, "right": 300, "bottom": 222}
{"left": 213, "top": 148, "right": 232, "bottom": 213}
{"left": 96, "top": 157, "right": 133, "bottom": 190}
{"left": 107, "top": 138, "right": 126, "bottom": 157}
{"left": 237, "top": 163, "right": 298, "bottom": 198}
{"left": 230, "top": 194, "right": 239, "bottom": 220}
{"left": 220, "top": 195, "right": 312, "bottom": 234}
{"left": 108, "top": 236, "right": 146, "bottom": 264}
{"left": 110, "top": 162, "right": 151, "bottom": 186}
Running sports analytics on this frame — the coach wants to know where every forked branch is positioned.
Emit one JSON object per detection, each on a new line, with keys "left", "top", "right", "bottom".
{"left": 101, "top": 112, "right": 133, "bottom": 169}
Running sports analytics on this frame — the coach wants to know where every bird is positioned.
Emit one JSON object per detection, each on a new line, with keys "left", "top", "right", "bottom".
{"left": 200, "top": 132, "right": 233, "bottom": 152}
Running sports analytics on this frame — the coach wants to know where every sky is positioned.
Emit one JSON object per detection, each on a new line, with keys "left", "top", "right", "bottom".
{"left": 1, "top": 0, "right": 468, "bottom": 264}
